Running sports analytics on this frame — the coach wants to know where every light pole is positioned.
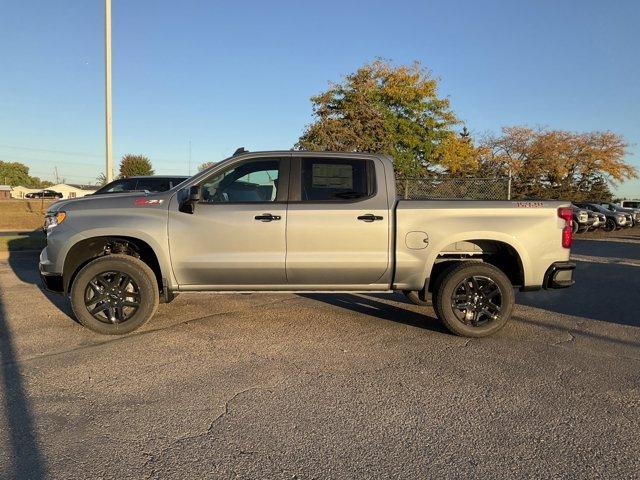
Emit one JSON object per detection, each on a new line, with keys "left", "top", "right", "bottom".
{"left": 105, "top": 0, "right": 113, "bottom": 181}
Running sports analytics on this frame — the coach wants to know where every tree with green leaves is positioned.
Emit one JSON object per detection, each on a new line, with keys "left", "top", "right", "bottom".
{"left": 0, "top": 160, "right": 48, "bottom": 187}
{"left": 296, "top": 59, "right": 463, "bottom": 177}
{"left": 119, "top": 154, "right": 154, "bottom": 178}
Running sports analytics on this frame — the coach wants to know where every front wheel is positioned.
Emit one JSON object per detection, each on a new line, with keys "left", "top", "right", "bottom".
{"left": 603, "top": 218, "right": 616, "bottom": 232}
{"left": 70, "top": 254, "right": 159, "bottom": 335}
{"left": 433, "top": 262, "right": 515, "bottom": 337}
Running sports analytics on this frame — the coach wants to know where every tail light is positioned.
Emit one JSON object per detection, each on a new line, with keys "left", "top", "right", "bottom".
{"left": 558, "top": 207, "right": 573, "bottom": 248}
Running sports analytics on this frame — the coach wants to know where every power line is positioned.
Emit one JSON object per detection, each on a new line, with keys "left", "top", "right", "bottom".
{"left": 0, "top": 151, "right": 186, "bottom": 167}
{"left": 0, "top": 144, "right": 103, "bottom": 158}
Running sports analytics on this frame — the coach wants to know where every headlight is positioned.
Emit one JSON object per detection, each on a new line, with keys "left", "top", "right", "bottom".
{"left": 44, "top": 211, "right": 66, "bottom": 230}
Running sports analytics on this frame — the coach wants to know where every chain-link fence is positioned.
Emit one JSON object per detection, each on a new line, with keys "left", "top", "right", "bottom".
{"left": 396, "top": 177, "right": 512, "bottom": 200}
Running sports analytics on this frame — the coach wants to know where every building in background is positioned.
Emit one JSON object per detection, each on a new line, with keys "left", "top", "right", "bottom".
{"left": 0, "top": 185, "right": 11, "bottom": 199}
{"left": 11, "top": 183, "right": 97, "bottom": 199}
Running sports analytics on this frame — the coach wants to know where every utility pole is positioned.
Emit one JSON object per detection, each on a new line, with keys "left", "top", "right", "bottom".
{"left": 105, "top": 0, "right": 113, "bottom": 182}
{"left": 54, "top": 166, "right": 60, "bottom": 184}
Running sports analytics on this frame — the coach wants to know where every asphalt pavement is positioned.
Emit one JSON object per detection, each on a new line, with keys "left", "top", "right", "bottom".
{"left": 0, "top": 230, "right": 639, "bottom": 479}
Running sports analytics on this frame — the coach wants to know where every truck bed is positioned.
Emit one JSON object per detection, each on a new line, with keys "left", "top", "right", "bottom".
{"left": 393, "top": 200, "right": 570, "bottom": 290}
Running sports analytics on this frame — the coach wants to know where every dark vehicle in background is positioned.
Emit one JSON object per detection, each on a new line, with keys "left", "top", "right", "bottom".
{"left": 598, "top": 202, "right": 640, "bottom": 227}
{"left": 25, "top": 189, "right": 63, "bottom": 199}
{"left": 574, "top": 202, "right": 628, "bottom": 232}
{"left": 94, "top": 176, "right": 188, "bottom": 195}
{"left": 570, "top": 206, "right": 592, "bottom": 233}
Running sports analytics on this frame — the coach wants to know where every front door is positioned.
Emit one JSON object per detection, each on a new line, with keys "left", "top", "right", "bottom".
{"left": 285, "top": 156, "right": 390, "bottom": 286}
{"left": 168, "top": 157, "right": 289, "bottom": 286}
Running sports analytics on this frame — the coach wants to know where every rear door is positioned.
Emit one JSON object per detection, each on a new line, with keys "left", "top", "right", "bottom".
{"left": 285, "top": 156, "right": 390, "bottom": 286}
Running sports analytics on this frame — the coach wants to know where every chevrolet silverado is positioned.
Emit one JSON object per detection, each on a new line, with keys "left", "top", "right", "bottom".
{"left": 40, "top": 151, "right": 575, "bottom": 337}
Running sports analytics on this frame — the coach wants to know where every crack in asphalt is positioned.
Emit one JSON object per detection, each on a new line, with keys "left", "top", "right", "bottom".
{"left": 141, "top": 386, "right": 273, "bottom": 479}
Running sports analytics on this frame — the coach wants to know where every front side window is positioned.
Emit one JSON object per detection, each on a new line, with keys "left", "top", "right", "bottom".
{"left": 200, "top": 159, "right": 281, "bottom": 203}
{"left": 300, "top": 158, "right": 373, "bottom": 201}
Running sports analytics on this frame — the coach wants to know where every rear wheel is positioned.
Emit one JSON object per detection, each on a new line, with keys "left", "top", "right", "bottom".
{"left": 433, "top": 262, "right": 515, "bottom": 337}
{"left": 70, "top": 255, "right": 159, "bottom": 335}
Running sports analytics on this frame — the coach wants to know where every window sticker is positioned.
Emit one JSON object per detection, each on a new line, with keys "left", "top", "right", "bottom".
{"left": 312, "top": 164, "right": 353, "bottom": 189}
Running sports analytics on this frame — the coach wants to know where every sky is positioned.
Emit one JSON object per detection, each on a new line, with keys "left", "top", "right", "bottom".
{"left": 0, "top": 0, "right": 638, "bottom": 196}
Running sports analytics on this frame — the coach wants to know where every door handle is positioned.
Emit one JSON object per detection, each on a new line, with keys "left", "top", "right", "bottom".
{"left": 357, "top": 214, "right": 384, "bottom": 222}
{"left": 254, "top": 213, "right": 281, "bottom": 222}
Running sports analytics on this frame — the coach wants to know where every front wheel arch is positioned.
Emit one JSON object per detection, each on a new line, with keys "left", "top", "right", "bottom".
{"left": 63, "top": 236, "right": 163, "bottom": 295}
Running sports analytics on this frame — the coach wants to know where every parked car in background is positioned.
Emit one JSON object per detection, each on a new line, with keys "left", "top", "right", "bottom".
{"left": 94, "top": 176, "right": 188, "bottom": 195}
{"left": 590, "top": 211, "right": 606, "bottom": 230}
{"left": 570, "top": 205, "right": 592, "bottom": 233}
{"left": 598, "top": 202, "right": 640, "bottom": 227}
{"left": 619, "top": 200, "right": 640, "bottom": 209}
{"left": 25, "top": 189, "right": 63, "bottom": 199}
{"left": 574, "top": 202, "right": 628, "bottom": 231}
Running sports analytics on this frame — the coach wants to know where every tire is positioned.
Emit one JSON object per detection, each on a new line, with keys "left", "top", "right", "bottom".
{"left": 402, "top": 290, "right": 432, "bottom": 306}
{"left": 70, "top": 254, "right": 159, "bottom": 335}
{"left": 572, "top": 221, "right": 580, "bottom": 234}
{"left": 433, "top": 262, "right": 515, "bottom": 338}
{"left": 603, "top": 218, "right": 616, "bottom": 232}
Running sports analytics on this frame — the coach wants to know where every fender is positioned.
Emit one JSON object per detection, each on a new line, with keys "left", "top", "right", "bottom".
{"left": 418, "top": 230, "right": 531, "bottom": 287}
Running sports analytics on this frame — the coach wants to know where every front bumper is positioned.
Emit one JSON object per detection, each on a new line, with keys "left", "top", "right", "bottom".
{"left": 39, "top": 247, "right": 64, "bottom": 294}
{"left": 543, "top": 261, "right": 576, "bottom": 289}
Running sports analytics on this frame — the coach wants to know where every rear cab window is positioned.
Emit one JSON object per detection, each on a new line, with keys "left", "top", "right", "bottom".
{"left": 297, "top": 158, "right": 375, "bottom": 202}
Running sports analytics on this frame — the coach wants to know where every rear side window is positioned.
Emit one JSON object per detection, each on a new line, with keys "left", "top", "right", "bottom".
{"left": 300, "top": 158, "right": 374, "bottom": 202}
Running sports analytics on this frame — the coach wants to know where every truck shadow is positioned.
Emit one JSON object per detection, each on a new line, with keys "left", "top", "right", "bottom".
{"left": 297, "top": 292, "right": 449, "bottom": 334}
{"left": 518, "top": 259, "right": 640, "bottom": 327}
{"left": 6, "top": 233, "right": 74, "bottom": 321}
{"left": 0, "top": 285, "right": 47, "bottom": 478}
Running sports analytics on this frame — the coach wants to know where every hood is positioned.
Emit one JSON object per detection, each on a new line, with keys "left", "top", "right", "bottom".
{"left": 46, "top": 191, "right": 166, "bottom": 214}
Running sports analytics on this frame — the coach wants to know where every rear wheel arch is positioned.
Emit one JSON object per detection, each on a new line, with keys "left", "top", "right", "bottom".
{"left": 63, "top": 236, "right": 164, "bottom": 295}
{"left": 427, "top": 239, "right": 525, "bottom": 292}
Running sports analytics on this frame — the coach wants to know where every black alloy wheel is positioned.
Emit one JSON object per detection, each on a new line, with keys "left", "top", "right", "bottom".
{"left": 450, "top": 275, "right": 502, "bottom": 327}
{"left": 84, "top": 271, "right": 141, "bottom": 324}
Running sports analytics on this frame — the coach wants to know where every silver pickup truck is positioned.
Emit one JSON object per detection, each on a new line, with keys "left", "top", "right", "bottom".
{"left": 39, "top": 151, "right": 575, "bottom": 337}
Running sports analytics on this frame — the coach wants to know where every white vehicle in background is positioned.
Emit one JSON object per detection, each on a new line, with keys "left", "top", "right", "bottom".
{"left": 619, "top": 200, "right": 640, "bottom": 209}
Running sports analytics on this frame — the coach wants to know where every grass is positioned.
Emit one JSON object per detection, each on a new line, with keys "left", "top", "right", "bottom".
{"left": 0, "top": 199, "right": 56, "bottom": 231}
{"left": 0, "top": 231, "right": 46, "bottom": 252}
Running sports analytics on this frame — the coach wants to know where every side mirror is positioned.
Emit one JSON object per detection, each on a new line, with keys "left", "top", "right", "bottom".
{"left": 179, "top": 185, "right": 200, "bottom": 214}
{"left": 189, "top": 185, "right": 201, "bottom": 202}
